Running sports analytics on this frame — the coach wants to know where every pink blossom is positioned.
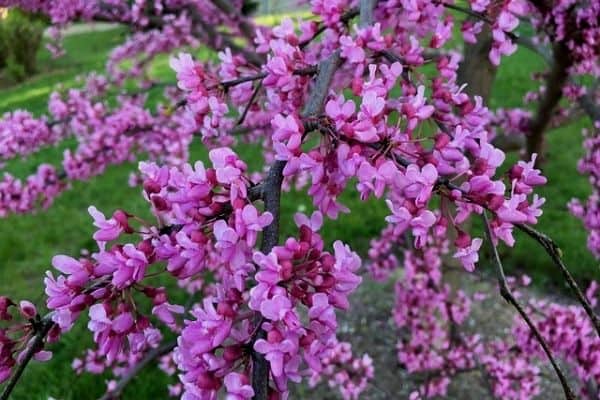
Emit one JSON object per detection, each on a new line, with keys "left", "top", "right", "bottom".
{"left": 453, "top": 238, "right": 483, "bottom": 272}
{"left": 224, "top": 372, "right": 254, "bottom": 400}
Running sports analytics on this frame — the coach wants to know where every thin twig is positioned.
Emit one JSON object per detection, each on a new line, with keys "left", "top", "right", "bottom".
{"left": 237, "top": 83, "right": 262, "bottom": 126}
{"left": 299, "top": 7, "right": 360, "bottom": 49}
{"left": 0, "top": 316, "right": 55, "bottom": 400}
{"left": 482, "top": 211, "right": 577, "bottom": 400}
{"left": 516, "top": 223, "right": 600, "bottom": 337}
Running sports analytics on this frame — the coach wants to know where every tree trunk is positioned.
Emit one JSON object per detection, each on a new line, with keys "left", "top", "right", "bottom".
{"left": 457, "top": 24, "right": 497, "bottom": 103}
{"left": 526, "top": 43, "right": 570, "bottom": 160}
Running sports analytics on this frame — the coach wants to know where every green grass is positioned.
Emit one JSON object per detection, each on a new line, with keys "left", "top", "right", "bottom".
{"left": 0, "top": 22, "right": 598, "bottom": 399}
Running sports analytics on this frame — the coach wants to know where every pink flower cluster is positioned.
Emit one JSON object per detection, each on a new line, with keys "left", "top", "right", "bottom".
{"left": 170, "top": 53, "right": 233, "bottom": 143}
{"left": 0, "top": 79, "right": 195, "bottom": 217}
{"left": 0, "top": 297, "right": 58, "bottom": 383}
{"left": 512, "top": 282, "right": 600, "bottom": 398}
{"left": 176, "top": 210, "right": 366, "bottom": 399}
{"left": 569, "top": 123, "right": 600, "bottom": 259}
{"left": 308, "top": 340, "right": 374, "bottom": 400}
{"left": 0, "top": 111, "right": 57, "bottom": 162}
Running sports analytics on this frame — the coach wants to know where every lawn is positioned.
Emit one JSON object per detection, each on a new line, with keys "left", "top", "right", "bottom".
{"left": 0, "top": 22, "right": 597, "bottom": 399}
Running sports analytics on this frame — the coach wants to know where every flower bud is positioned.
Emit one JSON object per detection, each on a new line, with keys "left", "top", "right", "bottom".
{"left": 19, "top": 300, "right": 37, "bottom": 319}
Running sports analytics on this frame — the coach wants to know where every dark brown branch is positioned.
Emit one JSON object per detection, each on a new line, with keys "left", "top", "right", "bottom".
{"left": 0, "top": 316, "right": 54, "bottom": 400}
{"left": 516, "top": 223, "right": 600, "bottom": 337}
{"left": 526, "top": 43, "right": 571, "bottom": 159}
{"left": 481, "top": 212, "right": 577, "bottom": 400}
{"left": 250, "top": 160, "right": 286, "bottom": 400}
{"left": 209, "top": 0, "right": 257, "bottom": 43}
{"left": 98, "top": 340, "right": 177, "bottom": 400}
{"left": 221, "top": 66, "right": 317, "bottom": 90}
{"left": 250, "top": 2, "right": 358, "bottom": 394}
{"left": 250, "top": 51, "right": 343, "bottom": 400}
{"left": 237, "top": 83, "right": 262, "bottom": 126}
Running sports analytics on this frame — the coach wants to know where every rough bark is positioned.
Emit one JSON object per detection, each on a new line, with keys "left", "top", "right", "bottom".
{"left": 457, "top": 24, "right": 497, "bottom": 102}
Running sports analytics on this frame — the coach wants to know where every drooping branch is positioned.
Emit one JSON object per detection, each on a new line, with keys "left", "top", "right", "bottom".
{"left": 97, "top": 340, "right": 177, "bottom": 400}
{"left": 481, "top": 212, "right": 577, "bottom": 400}
{"left": 516, "top": 223, "right": 600, "bottom": 337}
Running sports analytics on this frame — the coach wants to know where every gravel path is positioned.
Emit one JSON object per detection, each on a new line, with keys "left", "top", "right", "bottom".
{"left": 295, "top": 270, "right": 566, "bottom": 399}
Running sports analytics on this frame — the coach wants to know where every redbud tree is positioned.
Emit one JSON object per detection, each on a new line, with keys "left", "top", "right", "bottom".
{"left": 0, "top": 0, "right": 599, "bottom": 399}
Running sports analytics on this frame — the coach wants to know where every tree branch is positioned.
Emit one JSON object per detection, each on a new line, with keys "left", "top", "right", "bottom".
{"left": 516, "top": 223, "right": 600, "bottom": 337}
{"left": 526, "top": 43, "right": 571, "bottom": 159}
{"left": 307, "top": 112, "right": 600, "bottom": 340}
{"left": 481, "top": 211, "right": 577, "bottom": 400}
{"left": 249, "top": 48, "right": 343, "bottom": 400}
{"left": 249, "top": 0, "right": 377, "bottom": 395}
{"left": 209, "top": 0, "right": 257, "bottom": 43}
{"left": 98, "top": 340, "right": 177, "bottom": 400}
{"left": 0, "top": 316, "right": 54, "bottom": 400}
{"left": 299, "top": 7, "right": 360, "bottom": 49}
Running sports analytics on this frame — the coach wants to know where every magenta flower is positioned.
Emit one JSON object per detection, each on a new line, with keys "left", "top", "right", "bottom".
{"left": 410, "top": 210, "right": 437, "bottom": 248}
{"left": 402, "top": 86, "right": 435, "bottom": 130}
{"left": 110, "top": 244, "right": 149, "bottom": 289}
{"left": 152, "top": 302, "right": 184, "bottom": 329}
{"left": 170, "top": 53, "right": 204, "bottom": 93}
{"left": 249, "top": 252, "right": 282, "bottom": 310}
{"left": 272, "top": 113, "right": 304, "bottom": 161}
{"left": 325, "top": 95, "right": 356, "bottom": 130}
{"left": 453, "top": 238, "right": 483, "bottom": 272}
{"left": 308, "top": 293, "right": 336, "bottom": 331}
{"left": 18, "top": 301, "right": 36, "bottom": 319}
{"left": 399, "top": 164, "right": 438, "bottom": 207}
{"left": 236, "top": 204, "right": 273, "bottom": 246}
{"left": 293, "top": 211, "right": 323, "bottom": 231}
{"left": 330, "top": 241, "right": 362, "bottom": 310}
{"left": 214, "top": 220, "right": 247, "bottom": 269}
{"left": 339, "top": 35, "right": 365, "bottom": 64}
{"left": 88, "top": 206, "right": 123, "bottom": 247}
{"left": 254, "top": 330, "right": 299, "bottom": 378}
{"left": 51, "top": 254, "right": 91, "bottom": 287}
{"left": 260, "top": 295, "right": 300, "bottom": 328}
{"left": 224, "top": 372, "right": 254, "bottom": 400}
